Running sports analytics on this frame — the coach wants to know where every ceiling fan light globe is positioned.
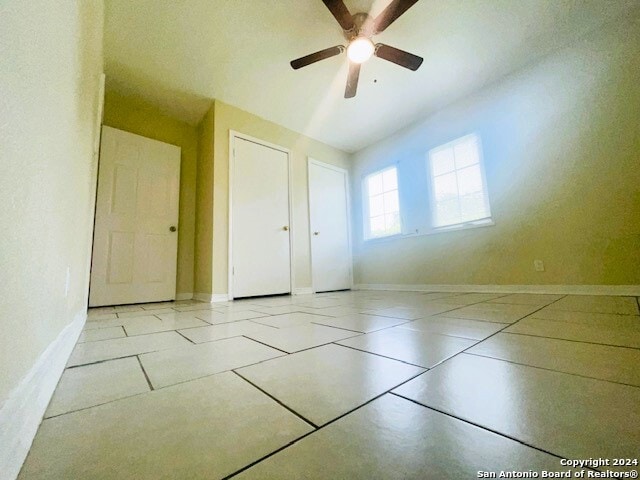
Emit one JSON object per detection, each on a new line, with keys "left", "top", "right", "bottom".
{"left": 347, "top": 37, "right": 375, "bottom": 64}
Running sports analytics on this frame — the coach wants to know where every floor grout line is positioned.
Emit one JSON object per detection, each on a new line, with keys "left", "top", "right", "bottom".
{"left": 332, "top": 342, "right": 433, "bottom": 369}
{"left": 462, "top": 351, "right": 640, "bottom": 389}
{"left": 231, "top": 370, "right": 318, "bottom": 428}
{"left": 135, "top": 355, "right": 155, "bottom": 391}
{"left": 239, "top": 335, "right": 291, "bottom": 354}
{"left": 387, "top": 391, "right": 594, "bottom": 469}
{"left": 224, "top": 366, "right": 429, "bottom": 479}
{"left": 415, "top": 295, "right": 570, "bottom": 374}
{"left": 500, "top": 330, "right": 640, "bottom": 351}
{"left": 174, "top": 330, "right": 196, "bottom": 344}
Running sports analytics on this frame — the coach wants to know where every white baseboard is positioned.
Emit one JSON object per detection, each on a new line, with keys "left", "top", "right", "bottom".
{"left": 0, "top": 311, "right": 85, "bottom": 480}
{"left": 193, "top": 293, "right": 230, "bottom": 303}
{"left": 292, "top": 287, "right": 313, "bottom": 296}
{"left": 175, "top": 292, "right": 193, "bottom": 301}
{"left": 353, "top": 284, "right": 640, "bottom": 296}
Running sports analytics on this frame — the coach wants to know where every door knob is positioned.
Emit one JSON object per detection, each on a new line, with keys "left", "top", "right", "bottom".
{"left": 283, "top": 226, "right": 289, "bottom": 231}
{"left": 169, "top": 226, "right": 177, "bottom": 232}
{"left": 313, "top": 231, "right": 319, "bottom": 236}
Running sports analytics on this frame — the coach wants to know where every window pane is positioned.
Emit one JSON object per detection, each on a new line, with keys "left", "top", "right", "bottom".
{"left": 453, "top": 136, "right": 480, "bottom": 169}
{"left": 433, "top": 172, "right": 458, "bottom": 201}
{"left": 384, "top": 212, "right": 401, "bottom": 234}
{"left": 459, "top": 194, "right": 489, "bottom": 222}
{"left": 368, "top": 173, "right": 383, "bottom": 196}
{"left": 369, "top": 194, "right": 384, "bottom": 217}
{"left": 382, "top": 168, "right": 398, "bottom": 191}
{"left": 457, "top": 164, "right": 483, "bottom": 196}
{"left": 370, "top": 215, "right": 386, "bottom": 237}
{"left": 435, "top": 198, "right": 460, "bottom": 227}
{"left": 383, "top": 190, "right": 399, "bottom": 214}
{"left": 430, "top": 148, "right": 455, "bottom": 176}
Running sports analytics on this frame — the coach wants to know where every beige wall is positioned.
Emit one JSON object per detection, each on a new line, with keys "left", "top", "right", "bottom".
{"left": 103, "top": 91, "right": 199, "bottom": 296}
{"left": 195, "top": 100, "right": 351, "bottom": 296}
{"left": 351, "top": 16, "right": 640, "bottom": 287}
{"left": 0, "top": 0, "right": 104, "bottom": 403}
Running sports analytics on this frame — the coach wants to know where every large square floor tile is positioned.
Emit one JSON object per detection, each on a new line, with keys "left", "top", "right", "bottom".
{"left": 505, "top": 317, "right": 640, "bottom": 348}
{"left": 294, "top": 297, "right": 347, "bottom": 309}
{"left": 45, "top": 358, "right": 149, "bottom": 417}
{"left": 172, "top": 302, "right": 219, "bottom": 312}
{"left": 337, "top": 327, "right": 476, "bottom": 367}
{"left": 177, "top": 320, "right": 276, "bottom": 344}
{"left": 441, "top": 303, "right": 539, "bottom": 323}
{"left": 252, "top": 312, "right": 331, "bottom": 328}
{"left": 236, "top": 344, "right": 424, "bottom": 426}
{"left": 305, "top": 305, "right": 366, "bottom": 317}
{"left": 430, "top": 293, "right": 508, "bottom": 305}
{"left": 112, "top": 305, "right": 144, "bottom": 313}
{"left": 245, "top": 324, "right": 360, "bottom": 353}
{"left": 86, "top": 311, "right": 117, "bottom": 321}
{"left": 193, "top": 309, "right": 270, "bottom": 323}
{"left": 487, "top": 293, "right": 564, "bottom": 306}
{"left": 116, "top": 309, "right": 172, "bottom": 318}
{"left": 68, "top": 332, "right": 190, "bottom": 366}
{"left": 249, "top": 305, "right": 319, "bottom": 315}
{"left": 468, "top": 333, "right": 640, "bottom": 386}
{"left": 363, "top": 304, "right": 458, "bottom": 320}
{"left": 393, "top": 354, "right": 640, "bottom": 464}
{"left": 78, "top": 326, "right": 125, "bottom": 343}
{"left": 139, "top": 336, "right": 284, "bottom": 388}
{"left": 236, "top": 394, "right": 571, "bottom": 480}
{"left": 312, "top": 313, "right": 408, "bottom": 333}
{"left": 19, "top": 372, "right": 313, "bottom": 479}
{"left": 122, "top": 315, "right": 210, "bottom": 336}
{"left": 83, "top": 314, "right": 170, "bottom": 331}
{"left": 544, "top": 295, "right": 639, "bottom": 315}
{"left": 531, "top": 308, "right": 640, "bottom": 327}
{"left": 400, "top": 315, "right": 505, "bottom": 340}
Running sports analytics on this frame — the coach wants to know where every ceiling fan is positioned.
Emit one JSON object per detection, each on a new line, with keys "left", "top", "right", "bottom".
{"left": 290, "top": 0, "right": 423, "bottom": 98}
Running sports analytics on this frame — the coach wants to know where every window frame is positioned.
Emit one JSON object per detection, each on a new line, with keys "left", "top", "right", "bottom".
{"left": 362, "top": 165, "right": 402, "bottom": 241}
{"left": 426, "top": 133, "right": 493, "bottom": 232}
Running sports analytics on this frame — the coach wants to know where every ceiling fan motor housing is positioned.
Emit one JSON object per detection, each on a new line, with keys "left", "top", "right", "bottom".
{"left": 345, "top": 12, "right": 375, "bottom": 40}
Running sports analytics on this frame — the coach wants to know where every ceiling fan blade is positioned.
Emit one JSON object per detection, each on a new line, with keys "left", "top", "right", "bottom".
{"left": 344, "top": 62, "right": 361, "bottom": 98}
{"left": 322, "top": 0, "right": 355, "bottom": 31}
{"left": 372, "top": 0, "right": 420, "bottom": 33}
{"left": 290, "top": 45, "right": 344, "bottom": 70}
{"left": 375, "top": 44, "right": 423, "bottom": 71}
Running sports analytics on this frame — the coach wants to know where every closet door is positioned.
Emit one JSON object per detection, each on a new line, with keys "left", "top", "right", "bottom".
{"left": 231, "top": 136, "right": 291, "bottom": 298}
{"left": 309, "top": 160, "right": 352, "bottom": 292}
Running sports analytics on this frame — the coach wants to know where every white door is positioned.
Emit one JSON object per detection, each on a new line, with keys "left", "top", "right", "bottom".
{"left": 231, "top": 136, "right": 291, "bottom": 298}
{"left": 308, "top": 159, "right": 352, "bottom": 292}
{"left": 89, "top": 126, "right": 181, "bottom": 306}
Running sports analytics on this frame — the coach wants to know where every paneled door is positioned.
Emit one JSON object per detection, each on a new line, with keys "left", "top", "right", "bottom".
{"left": 308, "top": 159, "right": 352, "bottom": 292}
{"left": 89, "top": 126, "right": 181, "bottom": 306}
{"left": 231, "top": 135, "right": 291, "bottom": 298}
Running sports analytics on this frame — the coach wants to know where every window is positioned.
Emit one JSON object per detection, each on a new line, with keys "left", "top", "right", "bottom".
{"left": 363, "top": 166, "right": 401, "bottom": 239}
{"left": 427, "top": 134, "right": 491, "bottom": 229}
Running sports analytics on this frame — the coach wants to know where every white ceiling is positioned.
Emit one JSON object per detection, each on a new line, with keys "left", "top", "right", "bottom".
{"left": 104, "top": 0, "right": 637, "bottom": 152}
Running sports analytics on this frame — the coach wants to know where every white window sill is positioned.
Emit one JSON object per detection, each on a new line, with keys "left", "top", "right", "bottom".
{"left": 427, "top": 218, "right": 495, "bottom": 235}
{"left": 363, "top": 232, "right": 404, "bottom": 244}
{"left": 363, "top": 219, "right": 494, "bottom": 244}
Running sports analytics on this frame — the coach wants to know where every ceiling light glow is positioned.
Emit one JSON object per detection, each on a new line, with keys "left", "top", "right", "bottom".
{"left": 347, "top": 37, "right": 375, "bottom": 64}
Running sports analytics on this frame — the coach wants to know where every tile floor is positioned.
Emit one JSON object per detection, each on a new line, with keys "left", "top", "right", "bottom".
{"left": 19, "top": 291, "right": 640, "bottom": 479}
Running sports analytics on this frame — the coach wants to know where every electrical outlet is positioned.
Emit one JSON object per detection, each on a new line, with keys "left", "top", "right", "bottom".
{"left": 65, "top": 266, "right": 70, "bottom": 297}
{"left": 533, "top": 260, "right": 545, "bottom": 272}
